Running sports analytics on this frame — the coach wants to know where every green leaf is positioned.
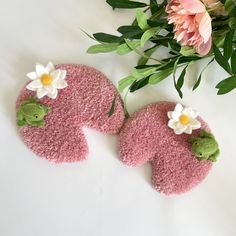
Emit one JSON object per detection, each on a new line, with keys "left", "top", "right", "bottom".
{"left": 123, "top": 90, "right": 130, "bottom": 118}
{"left": 136, "top": 9, "right": 149, "bottom": 30}
{"left": 229, "top": 17, "right": 236, "bottom": 28}
{"left": 175, "top": 64, "right": 189, "bottom": 98}
{"left": 149, "top": 68, "right": 173, "bottom": 84}
{"left": 116, "top": 41, "right": 140, "bottom": 55}
{"left": 193, "top": 58, "right": 214, "bottom": 91}
{"left": 224, "top": 0, "right": 234, "bottom": 14}
{"left": 172, "top": 56, "right": 184, "bottom": 98}
{"left": 132, "top": 67, "right": 157, "bottom": 78}
{"left": 118, "top": 75, "right": 136, "bottom": 92}
{"left": 213, "top": 44, "right": 232, "bottom": 75}
{"left": 140, "top": 27, "right": 160, "bottom": 47}
{"left": 130, "top": 76, "right": 150, "bottom": 92}
{"left": 138, "top": 45, "right": 159, "bottom": 65}
{"left": 224, "top": 29, "right": 234, "bottom": 60}
{"left": 93, "top": 33, "right": 122, "bottom": 43}
{"left": 150, "top": 0, "right": 159, "bottom": 14}
{"left": 180, "top": 46, "right": 195, "bottom": 56}
{"left": 177, "top": 65, "right": 188, "bottom": 89}
{"left": 169, "top": 40, "right": 181, "bottom": 53}
{"left": 212, "top": 30, "right": 227, "bottom": 48}
{"left": 106, "top": 0, "right": 147, "bottom": 9}
{"left": 117, "top": 26, "right": 143, "bottom": 39}
{"left": 216, "top": 75, "right": 236, "bottom": 94}
{"left": 231, "top": 50, "right": 236, "bottom": 74}
{"left": 81, "top": 29, "right": 96, "bottom": 41}
{"left": 173, "top": 56, "right": 181, "bottom": 78}
{"left": 87, "top": 43, "right": 119, "bottom": 54}
{"left": 147, "top": 19, "right": 167, "bottom": 28}
{"left": 124, "top": 39, "right": 152, "bottom": 59}
{"left": 108, "top": 95, "right": 117, "bottom": 117}
{"left": 149, "top": 6, "right": 166, "bottom": 21}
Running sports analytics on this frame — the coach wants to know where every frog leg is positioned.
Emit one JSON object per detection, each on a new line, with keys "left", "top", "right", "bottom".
{"left": 188, "top": 137, "right": 199, "bottom": 143}
{"left": 17, "top": 119, "right": 27, "bottom": 127}
{"left": 17, "top": 110, "right": 23, "bottom": 120}
{"left": 36, "top": 120, "right": 45, "bottom": 128}
{"left": 208, "top": 149, "right": 220, "bottom": 162}
{"left": 28, "top": 120, "right": 45, "bottom": 128}
{"left": 44, "top": 106, "right": 51, "bottom": 114}
{"left": 16, "top": 111, "right": 26, "bottom": 127}
{"left": 37, "top": 120, "right": 45, "bottom": 128}
{"left": 20, "top": 97, "right": 37, "bottom": 106}
{"left": 28, "top": 97, "right": 37, "bottom": 103}
{"left": 196, "top": 154, "right": 209, "bottom": 161}
{"left": 200, "top": 129, "right": 214, "bottom": 139}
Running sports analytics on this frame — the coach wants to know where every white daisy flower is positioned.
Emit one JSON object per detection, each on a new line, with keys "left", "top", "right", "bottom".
{"left": 26, "top": 62, "right": 67, "bottom": 99}
{"left": 167, "top": 103, "right": 201, "bottom": 135}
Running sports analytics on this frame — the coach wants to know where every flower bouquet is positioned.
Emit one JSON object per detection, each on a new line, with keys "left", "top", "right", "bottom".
{"left": 87, "top": 0, "right": 236, "bottom": 113}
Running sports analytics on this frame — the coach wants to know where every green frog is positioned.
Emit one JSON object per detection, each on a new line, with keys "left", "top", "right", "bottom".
{"left": 16, "top": 97, "right": 51, "bottom": 128}
{"left": 189, "top": 130, "right": 220, "bottom": 162}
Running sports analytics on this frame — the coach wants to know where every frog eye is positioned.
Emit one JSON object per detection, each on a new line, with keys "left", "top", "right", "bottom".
{"left": 34, "top": 114, "right": 39, "bottom": 119}
{"left": 199, "top": 152, "right": 202, "bottom": 156}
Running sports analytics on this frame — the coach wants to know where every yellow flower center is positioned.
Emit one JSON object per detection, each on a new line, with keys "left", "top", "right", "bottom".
{"left": 179, "top": 114, "right": 190, "bottom": 125}
{"left": 40, "top": 74, "right": 53, "bottom": 86}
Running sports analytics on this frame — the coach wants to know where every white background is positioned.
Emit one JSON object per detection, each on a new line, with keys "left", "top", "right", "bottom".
{"left": 0, "top": 0, "right": 236, "bottom": 235}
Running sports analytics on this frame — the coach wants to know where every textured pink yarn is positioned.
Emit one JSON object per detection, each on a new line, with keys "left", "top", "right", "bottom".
{"left": 119, "top": 102, "right": 213, "bottom": 195}
{"left": 16, "top": 64, "right": 125, "bottom": 163}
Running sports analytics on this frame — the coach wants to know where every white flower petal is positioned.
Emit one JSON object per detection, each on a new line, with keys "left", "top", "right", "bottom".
{"left": 47, "top": 89, "right": 58, "bottom": 99}
{"left": 190, "top": 119, "right": 201, "bottom": 129}
{"left": 174, "top": 128, "right": 184, "bottom": 135}
{"left": 46, "top": 62, "right": 55, "bottom": 73}
{"left": 36, "top": 63, "right": 47, "bottom": 77}
{"left": 176, "top": 122, "right": 187, "bottom": 133}
{"left": 172, "top": 111, "right": 181, "bottom": 121}
{"left": 26, "top": 84, "right": 37, "bottom": 91}
{"left": 36, "top": 87, "right": 48, "bottom": 99}
{"left": 175, "top": 103, "right": 183, "bottom": 112}
{"left": 182, "top": 107, "right": 193, "bottom": 116}
{"left": 167, "top": 111, "right": 172, "bottom": 119}
{"left": 50, "top": 69, "right": 61, "bottom": 81}
{"left": 168, "top": 119, "right": 177, "bottom": 129}
{"left": 184, "top": 126, "right": 193, "bottom": 134}
{"left": 191, "top": 110, "right": 199, "bottom": 119}
{"left": 59, "top": 70, "right": 67, "bottom": 80}
{"left": 44, "top": 85, "right": 55, "bottom": 93}
{"left": 26, "top": 72, "right": 38, "bottom": 80}
{"left": 54, "top": 79, "right": 68, "bottom": 89}
{"left": 27, "top": 79, "right": 43, "bottom": 89}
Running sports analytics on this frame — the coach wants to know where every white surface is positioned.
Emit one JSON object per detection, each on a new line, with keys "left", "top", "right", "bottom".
{"left": 0, "top": 0, "right": 236, "bottom": 235}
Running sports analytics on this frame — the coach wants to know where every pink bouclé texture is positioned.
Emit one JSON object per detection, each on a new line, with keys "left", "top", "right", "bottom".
{"left": 16, "top": 64, "right": 125, "bottom": 163}
{"left": 119, "top": 102, "right": 213, "bottom": 195}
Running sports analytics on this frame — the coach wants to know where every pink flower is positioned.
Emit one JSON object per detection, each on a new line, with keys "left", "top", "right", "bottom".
{"left": 166, "top": 0, "right": 212, "bottom": 56}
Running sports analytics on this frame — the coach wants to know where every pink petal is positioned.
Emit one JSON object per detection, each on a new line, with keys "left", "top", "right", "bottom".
{"left": 197, "top": 37, "right": 212, "bottom": 56}
{"left": 179, "top": 0, "right": 205, "bottom": 13}
{"left": 198, "top": 12, "right": 212, "bottom": 43}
